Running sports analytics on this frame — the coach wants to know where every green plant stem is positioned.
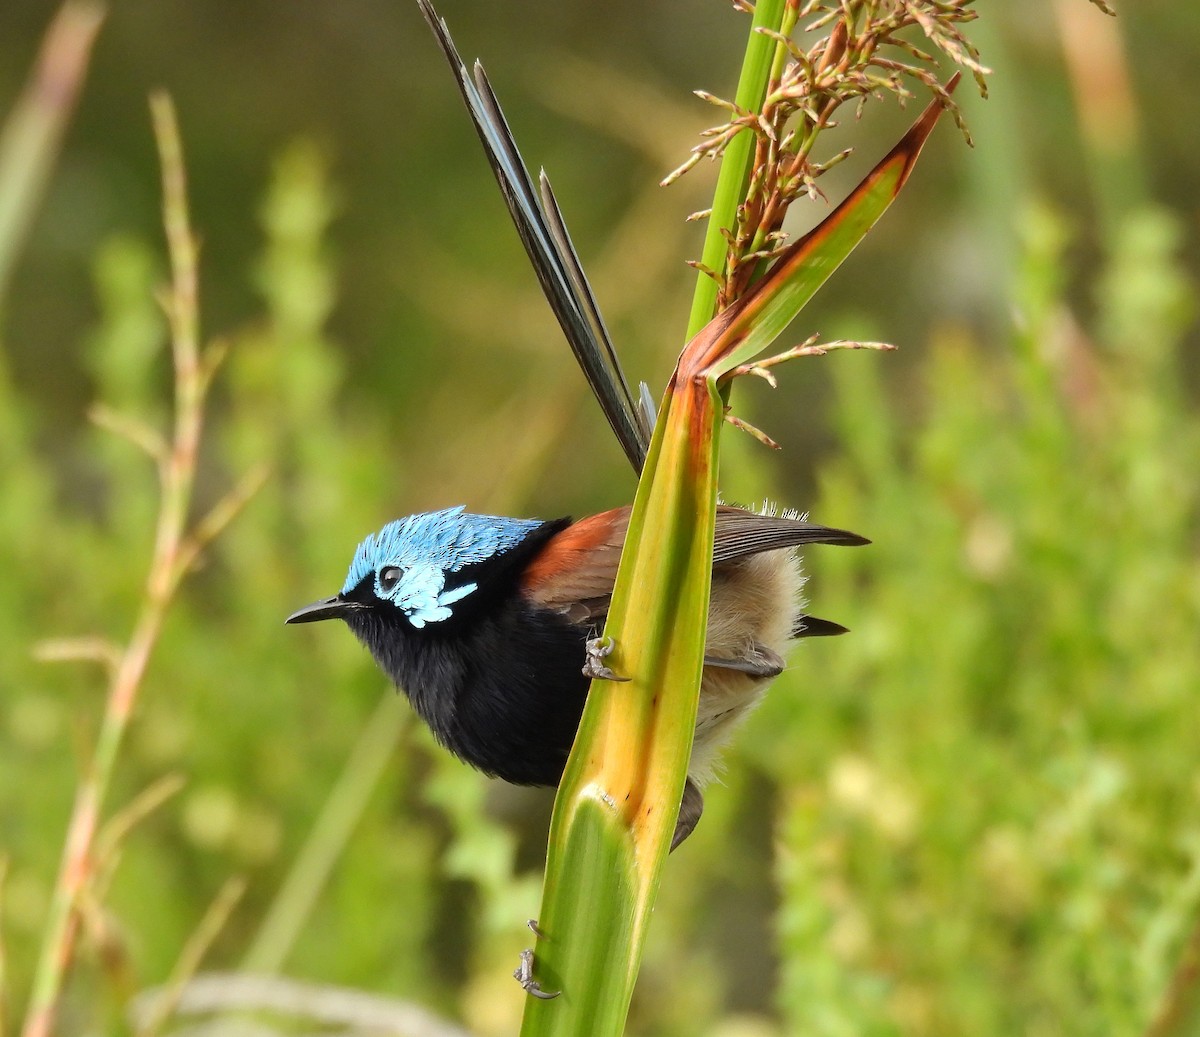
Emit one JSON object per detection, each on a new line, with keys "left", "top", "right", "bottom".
{"left": 520, "top": 84, "right": 952, "bottom": 1037}
{"left": 21, "top": 94, "right": 204, "bottom": 1037}
{"left": 519, "top": 11, "right": 799, "bottom": 1032}
{"left": 241, "top": 694, "right": 407, "bottom": 974}
{"left": 684, "top": 0, "right": 785, "bottom": 339}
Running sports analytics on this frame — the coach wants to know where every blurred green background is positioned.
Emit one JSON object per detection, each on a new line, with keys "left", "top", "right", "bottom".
{"left": 1, "top": 1, "right": 1197, "bottom": 1035}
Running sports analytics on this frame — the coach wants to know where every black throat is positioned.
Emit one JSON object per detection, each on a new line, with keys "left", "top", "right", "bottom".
{"left": 342, "top": 519, "right": 590, "bottom": 787}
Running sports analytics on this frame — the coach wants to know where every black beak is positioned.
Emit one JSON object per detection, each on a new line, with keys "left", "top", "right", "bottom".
{"left": 285, "top": 595, "right": 362, "bottom": 624}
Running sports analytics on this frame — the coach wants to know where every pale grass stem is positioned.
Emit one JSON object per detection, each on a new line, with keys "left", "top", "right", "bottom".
{"left": 133, "top": 877, "right": 247, "bottom": 1037}
{"left": 0, "top": 2, "right": 104, "bottom": 305}
{"left": 20, "top": 94, "right": 261, "bottom": 1037}
{"left": 91, "top": 776, "right": 187, "bottom": 897}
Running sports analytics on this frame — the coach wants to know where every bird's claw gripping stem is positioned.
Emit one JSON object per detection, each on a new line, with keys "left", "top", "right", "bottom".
{"left": 514, "top": 947, "right": 560, "bottom": 1000}
{"left": 583, "top": 635, "right": 631, "bottom": 682}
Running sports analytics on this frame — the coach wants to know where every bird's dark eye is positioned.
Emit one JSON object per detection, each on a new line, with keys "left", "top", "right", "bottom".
{"left": 379, "top": 566, "right": 403, "bottom": 593}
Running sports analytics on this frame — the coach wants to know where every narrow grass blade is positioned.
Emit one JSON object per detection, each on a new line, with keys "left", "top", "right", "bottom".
{"left": 520, "top": 328, "right": 721, "bottom": 1037}
{"left": 0, "top": 2, "right": 105, "bottom": 308}
{"left": 519, "top": 88, "right": 956, "bottom": 1037}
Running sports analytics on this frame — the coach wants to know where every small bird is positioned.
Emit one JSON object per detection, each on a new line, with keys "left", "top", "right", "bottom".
{"left": 286, "top": 4, "right": 869, "bottom": 852}
{"left": 287, "top": 503, "right": 867, "bottom": 848}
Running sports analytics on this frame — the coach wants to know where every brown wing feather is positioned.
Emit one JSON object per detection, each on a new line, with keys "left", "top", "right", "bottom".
{"left": 711, "top": 505, "right": 868, "bottom": 563}
{"left": 522, "top": 504, "right": 866, "bottom": 626}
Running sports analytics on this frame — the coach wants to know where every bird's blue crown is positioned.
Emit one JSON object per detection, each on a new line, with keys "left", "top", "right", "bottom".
{"left": 342, "top": 506, "right": 542, "bottom": 628}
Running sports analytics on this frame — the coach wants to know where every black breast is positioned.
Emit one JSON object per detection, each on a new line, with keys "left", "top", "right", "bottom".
{"left": 344, "top": 593, "right": 591, "bottom": 787}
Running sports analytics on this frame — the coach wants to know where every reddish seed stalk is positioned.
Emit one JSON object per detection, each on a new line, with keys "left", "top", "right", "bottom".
{"left": 22, "top": 94, "right": 204, "bottom": 1037}
{"left": 670, "top": 1, "right": 985, "bottom": 316}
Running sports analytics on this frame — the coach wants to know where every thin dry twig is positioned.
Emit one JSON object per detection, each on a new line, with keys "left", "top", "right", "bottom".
{"left": 32, "top": 636, "right": 123, "bottom": 677}
{"left": 92, "top": 775, "right": 187, "bottom": 896}
{"left": 730, "top": 335, "right": 897, "bottom": 382}
{"left": 87, "top": 404, "right": 168, "bottom": 465}
{"left": 133, "top": 878, "right": 247, "bottom": 1037}
{"left": 724, "top": 409, "right": 782, "bottom": 449}
{"left": 171, "top": 462, "right": 271, "bottom": 591}
{"left": 21, "top": 93, "right": 265, "bottom": 1037}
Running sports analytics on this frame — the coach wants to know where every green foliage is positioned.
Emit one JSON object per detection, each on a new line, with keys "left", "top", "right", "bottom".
{"left": 6, "top": 155, "right": 1193, "bottom": 1037}
{"left": 1, "top": 7, "right": 1197, "bottom": 1037}
{"left": 759, "top": 199, "right": 1200, "bottom": 1036}
{"left": 0, "top": 135, "right": 567, "bottom": 1037}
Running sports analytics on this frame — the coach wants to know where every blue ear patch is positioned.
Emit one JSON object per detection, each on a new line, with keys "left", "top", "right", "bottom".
{"left": 342, "top": 506, "right": 543, "bottom": 626}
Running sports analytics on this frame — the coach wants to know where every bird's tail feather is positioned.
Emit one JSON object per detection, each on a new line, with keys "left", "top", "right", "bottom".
{"left": 417, "top": 1, "right": 650, "bottom": 473}
{"left": 793, "top": 615, "right": 850, "bottom": 638}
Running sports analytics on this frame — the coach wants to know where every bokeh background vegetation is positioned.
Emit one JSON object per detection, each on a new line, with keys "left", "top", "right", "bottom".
{"left": 2, "top": 1, "right": 1197, "bottom": 1035}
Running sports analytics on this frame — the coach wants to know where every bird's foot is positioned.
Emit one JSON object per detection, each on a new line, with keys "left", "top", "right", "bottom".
{"left": 514, "top": 947, "right": 560, "bottom": 1000}
{"left": 583, "top": 636, "right": 631, "bottom": 682}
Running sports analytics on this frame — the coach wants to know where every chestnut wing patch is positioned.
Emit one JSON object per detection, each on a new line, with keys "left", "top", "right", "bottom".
{"left": 521, "top": 505, "right": 867, "bottom": 629}
{"left": 520, "top": 506, "right": 630, "bottom": 626}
